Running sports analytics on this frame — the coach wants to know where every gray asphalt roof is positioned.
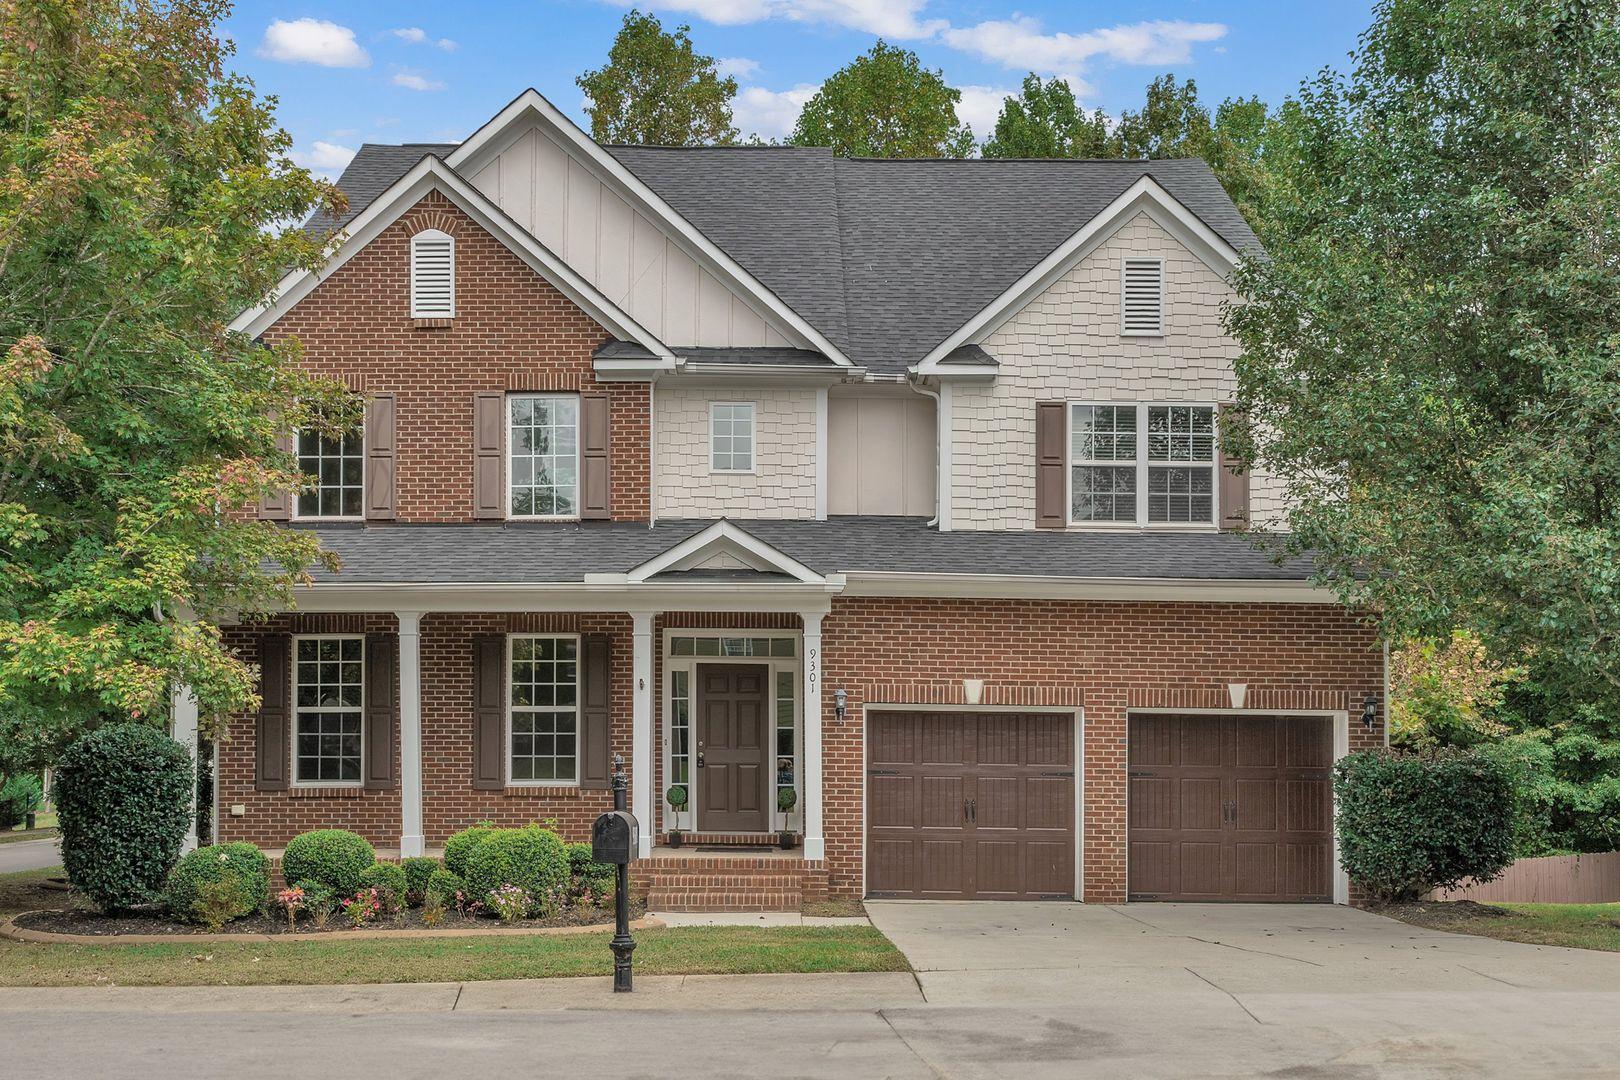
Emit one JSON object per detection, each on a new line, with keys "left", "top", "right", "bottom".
{"left": 298, "top": 518, "right": 1313, "bottom": 585}
{"left": 312, "top": 142, "right": 1259, "bottom": 374}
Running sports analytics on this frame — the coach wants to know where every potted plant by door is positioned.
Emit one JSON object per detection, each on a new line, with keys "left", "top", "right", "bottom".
{"left": 665, "top": 784, "right": 688, "bottom": 847}
{"left": 777, "top": 787, "right": 798, "bottom": 849}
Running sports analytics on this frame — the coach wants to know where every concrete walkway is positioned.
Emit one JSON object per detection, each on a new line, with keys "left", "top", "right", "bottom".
{"left": 0, "top": 838, "right": 59, "bottom": 874}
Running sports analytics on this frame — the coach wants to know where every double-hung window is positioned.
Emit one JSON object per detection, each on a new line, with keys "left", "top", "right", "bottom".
{"left": 509, "top": 635, "right": 579, "bottom": 784}
{"left": 295, "top": 428, "right": 364, "bottom": 519}
{"left": 709, "top": 402, "right": 755, "bottom": 472}
{"left": 293, "top": 636, "right": 364, "bottom": 784}
{"left": 508, "top": 394, "right": 579, "bottom": 518}
{"left": 1070, "top": 403, "right": 1216, "bottom": 526}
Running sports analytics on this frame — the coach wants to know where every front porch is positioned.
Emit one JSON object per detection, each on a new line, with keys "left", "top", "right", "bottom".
{"left": 635, "top": 844, "right": 829, "bottom": 913}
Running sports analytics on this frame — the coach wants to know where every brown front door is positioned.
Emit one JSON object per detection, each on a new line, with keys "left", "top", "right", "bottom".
{"left": 866, "top": 712, "right": 1075, "bottom": 900}
{"left": 697, "top": 665, "right": 770, "bottom": 833}
{"left": 1128, "top": 714, "right": 1334, "bottom": 902}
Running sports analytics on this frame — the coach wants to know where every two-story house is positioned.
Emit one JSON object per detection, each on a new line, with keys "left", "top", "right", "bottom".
{"left": 190, "top": 89, "right": 1384, "bottom": 910}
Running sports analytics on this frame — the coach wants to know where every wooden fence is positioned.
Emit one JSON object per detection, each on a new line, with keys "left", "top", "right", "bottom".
{"left": 1433, "top": 851, "right": 1620, "bottom": 904}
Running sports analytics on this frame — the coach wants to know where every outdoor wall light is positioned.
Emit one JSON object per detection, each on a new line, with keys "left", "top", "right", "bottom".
{"left": 834, "top": 688, "right": 847, "bottom": 723}
{"left": 1361, "top": 694, "right": 1379, "bottom": 731}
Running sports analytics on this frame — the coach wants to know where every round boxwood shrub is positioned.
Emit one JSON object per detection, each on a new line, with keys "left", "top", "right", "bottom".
{"left": 357, "top": 861, "right": 408, "bottom": 913}
{"left": 280, "top": 829, "right": 376, "bottom": 898}
{"left": 424, "top": 868, "right": 465, "bottom": 907}
{"left": 55, "top": 724, "right": 194, "bottom": 912}
{"left": 1334, "top": 748, "right": 1516, "bottom": 903}
{"left": 401, "top": 856, "right": 440, "bottom": 907}
{"left": 566, "top": 841, "right": 615, "bottom": 905}
{"left": 164, "top": 842, "right": 269, "bottom": 924}
{"left": 464, "top": 826, "right": 569, "bottom": 912}
{"left": 443, "top": 823, "right": 497, "bottom": 878}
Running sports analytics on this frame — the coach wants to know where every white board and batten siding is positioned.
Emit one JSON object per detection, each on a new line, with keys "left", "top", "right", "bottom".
{"left": 828, "top": 390, "right": 936, "bottom": 517}
{"left": 468, "top": 126, "right": 792, "bottom": 350}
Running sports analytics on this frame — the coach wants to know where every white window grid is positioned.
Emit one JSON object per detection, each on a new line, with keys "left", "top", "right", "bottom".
{"left": 292, "top": 635, "right": 365, "bottom": 786}
{"left": 508, "top": 394, "right": 580, "bottom": 519}
{"left": 709, "top": 401, "right": 756, "bottom": 473}
{"left": 293, "top": 428, "right": 364, "bottom": 520}
{"left": 1068, "top": 402, "right": 1219, "bottom": 528}
{"left": 508, "top": 634, "right": 580, "bottom": 785}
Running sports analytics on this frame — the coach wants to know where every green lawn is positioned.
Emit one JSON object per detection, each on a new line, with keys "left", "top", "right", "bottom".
{"left": 0, "top": 867, "right": 907, "bottom": 987}
{"left": 1388, "top": 900, "right": 1620, "bottom": 952}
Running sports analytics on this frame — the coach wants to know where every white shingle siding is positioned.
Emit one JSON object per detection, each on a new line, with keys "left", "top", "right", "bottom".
{"left": 655, "top": 388, "right": 817, "bottom": 518}
{"left": 950, "top": 212, "right": 1287, "bottom": 530}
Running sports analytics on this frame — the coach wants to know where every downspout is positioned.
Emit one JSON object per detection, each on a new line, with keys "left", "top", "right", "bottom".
{"left": 647, "top": 370, "right": 661, "bottom": 529}
{"left": 908, "top": 375, "right": 942, "bottom": 528}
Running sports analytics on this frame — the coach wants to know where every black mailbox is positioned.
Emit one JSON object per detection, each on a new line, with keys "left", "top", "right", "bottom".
{"left": 592, "top": 809, "right": 639, "bottom": 865}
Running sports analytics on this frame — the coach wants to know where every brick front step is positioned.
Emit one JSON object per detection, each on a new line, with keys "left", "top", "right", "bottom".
{"left": 634, "top": 850, "right": 825, "bottom": 912}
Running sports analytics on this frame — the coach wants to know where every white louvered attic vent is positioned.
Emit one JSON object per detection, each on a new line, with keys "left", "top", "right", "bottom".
{"left": 1121, "top": 258, "right": 1163, "bottom": 336}
{"left": 410, "top": 230, "right": 455, "bottom": 319}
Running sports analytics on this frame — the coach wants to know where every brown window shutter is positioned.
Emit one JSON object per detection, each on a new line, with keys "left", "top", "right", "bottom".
{"left": 364, "top": 634, "right": 398, "bottom": 789}
{"left": 1218, "top": 403, "right": 1250, "bottom": 531}
{"left": 578, "top": 633, "right": 612, "bottom": 789}
{"left": 473, "top": 391, "right": 506, "bottom": 520}
{"left": 255, "top": 634, "right": 291, "bottom": 791}
{"left": 364, "top": 394, "right": 397, "bottom": 521}
{"left": 260, "top": 433, "right": 295, "bottom": 520}
{"left": 1035, "top": 401, "right": 1067, "bottom": 529}
{"left": 580, "top": 392, "right": 611, "bottom": 521}
{"left": 471, "top": 634, "right": 505, "bottom": 789}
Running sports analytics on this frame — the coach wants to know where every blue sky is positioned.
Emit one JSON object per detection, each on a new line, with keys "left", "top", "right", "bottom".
{"left": 220, "top": 1, "right": 1375, "bottom": 177}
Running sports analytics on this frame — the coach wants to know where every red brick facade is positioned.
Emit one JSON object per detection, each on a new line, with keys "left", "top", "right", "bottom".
{"left": 262, "top": 192, "right": 650, "bottom": 522}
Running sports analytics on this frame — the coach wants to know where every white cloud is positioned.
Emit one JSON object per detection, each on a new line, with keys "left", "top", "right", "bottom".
{"left": 942, "top": 17, "right": 1226, "bottom": 74}
{"left": 258, "top": 18, "right": 369, "bottom": 68}
{"left": 328, "top": 128, "right": 359, "bottom": 139}
{"left": 953, "top": 85, "right": 1016, "bottom": 139}
{"left": 629, "top": 0, "right": 941, "bottom": 38}
{"left": 715, "top": 56, "right": 761, "bottom": 81}
{"left": 390, "top": 26, "right": 457, "bottom": 50}
{"left": 290, "top": 140, "right": 356, "bottom": 180}
{"left": 732, "top": 83, "right": 818, "bottom": 141}
{"left": 392, "top": 69, "right": 446, "bottom": 92}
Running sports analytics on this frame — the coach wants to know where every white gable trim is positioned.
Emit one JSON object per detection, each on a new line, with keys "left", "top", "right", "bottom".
{"left": 624, "top": 521, "right": 824, "bottom": 584}
{"left": 913, "top": 176, "right": 1244, "bottom": 374}
{"left": 447, "top": 90, "right": 854, "bottom": 368}
{"left": 231, "top": 155, "right": 673, "bottom": 359}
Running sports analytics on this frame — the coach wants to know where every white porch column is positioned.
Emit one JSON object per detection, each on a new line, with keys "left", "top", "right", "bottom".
{"left": 397, "top": 611, "right": 424, "bottom": 858}
{"left": 801, "top": 611, "right": 825, "bottom": 861}
{"left": 170, "top": 684, "right": 200, "bottom": 854}
{"left": 631, "top": 611, "right": 655, "bottom": 858}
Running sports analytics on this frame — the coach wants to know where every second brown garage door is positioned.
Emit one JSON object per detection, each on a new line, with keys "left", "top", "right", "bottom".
{"left": 866, "top": 712, "right": 1074, "bottom": 900}
{"left": 1128, "top": 713, "right": 1334, "bottom": 902}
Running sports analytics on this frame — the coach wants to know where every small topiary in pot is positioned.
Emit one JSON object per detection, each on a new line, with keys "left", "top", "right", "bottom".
{"left": 279, "top": 829, "right": 376, "bottom": 898}
{"left": 357, "top": 861, "right": 408, "bottom": 915}
{"left": 464, "top": 825, "right": 569, "bottom": 915}
{"left": 164, "top": 842, "right": 270, "bottom": 925}
{"left": 401, "top": 856, "right": 440, "bottom": 907}
{"left": 443, "top": 822, "right": 497, "bottom": 878}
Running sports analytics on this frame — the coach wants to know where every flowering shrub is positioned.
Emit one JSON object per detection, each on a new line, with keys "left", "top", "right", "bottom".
{"left": 276, "top": 887, "right": 305, "bottom": 930}
{"left": 295, "top": 880, "right": 336, "bottom": 929}
{"left": 487, "top": 884, "right": 530, "bottom": 924}
{"left": 343, "top": 887, "right": 382, "bottom": 928}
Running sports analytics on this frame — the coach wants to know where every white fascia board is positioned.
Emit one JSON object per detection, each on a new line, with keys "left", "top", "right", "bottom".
{"left": 231, "top": 156, "right": 673, "bottom": 361}
{"left": 912, "top": 176, "right": 1244, "bottom": 374}
{"left": 286, "top": 579, "right": 839, "bottom": 614}
{"left": 839, "top": 571, "right": 1339, "bottom": 604}
{"left": 926, "top": 365, "right": 999, "bottom": 382}
{"left": 625, "top": 520, "right": 824, "bottom": 584}
{"left": 592, "top": 356, "right": 678, "bottom": 381}
{"left": 447, "top": 90, "right": 854, "bottom": 369}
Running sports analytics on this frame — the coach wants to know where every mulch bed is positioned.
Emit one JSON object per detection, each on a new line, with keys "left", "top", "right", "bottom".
{"left": 16, "top": 897, "right": 646, "bottom": 938}
{"left": 1371, "top": 899, "right": 1514, "bottom": 929}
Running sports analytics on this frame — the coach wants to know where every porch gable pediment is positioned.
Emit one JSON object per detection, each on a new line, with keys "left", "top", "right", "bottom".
{"left": 625, "top": 520, "right": 824, "bottom": 585}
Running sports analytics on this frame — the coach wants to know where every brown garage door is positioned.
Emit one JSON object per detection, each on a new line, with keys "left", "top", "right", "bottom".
{"left": 1129, "top": 714, "right": 1334, "bottom": 902}
{"left": 866, "top": 712, "right": 1074, "bottom": 900}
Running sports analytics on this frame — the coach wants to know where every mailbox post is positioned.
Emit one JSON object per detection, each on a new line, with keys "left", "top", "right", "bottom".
{"left": 592, "top": 755, "right": 640, "bottom": 992}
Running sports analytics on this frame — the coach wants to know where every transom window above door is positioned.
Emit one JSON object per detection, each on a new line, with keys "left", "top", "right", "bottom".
{"left": 508, "top": 394, "right": 579, "bottom": 519}
{"left": 1070, "top": 402, "right": 1216, "bottom": 526}
{"left": 295, "top": 429, "right": 364, "bottom": 519}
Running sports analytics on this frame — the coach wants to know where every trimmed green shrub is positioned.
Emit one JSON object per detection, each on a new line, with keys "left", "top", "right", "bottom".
{"left": 1334, "top": 749, "right": 1516, "bottom": 902}
{"left": 566, "top": 841, "right": 615, "bottom": 905}
{"left": 464, "top": 826, "right": 569, "bottom": 913}
{"left": 402, "top": 856, "right": 439, "bottom": 907}
{"left": 55, "top": 724, "right": 194, "bottom": 911}
{"left": 425, "top": 868, "right": 465, "bottom": 908}
{"left": 164, "top": 842, "right": 269, "bottom": 924}
{"left": 357, "top": 862, "right": 408, "bottom": 914}
{"left": 280, "top": 830, "right": 376, "bottom": 898}
{"left": 443, "top": 823, "right": 497, "bottom": 878}
{"left": 0, "top": 774, "right": 43, "bottom": 828}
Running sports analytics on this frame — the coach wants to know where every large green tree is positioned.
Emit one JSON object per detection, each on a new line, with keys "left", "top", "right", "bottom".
{"left": 0, "top": 0, "right": 355, "bottom": 770}
{"left": 576, "top": 10, "right": 738, "bottom": 146}
{"left": 1112, "top": 74, "right": 1214, "bottom": 159}
{"left": 1226, "top": 0, "right": 1620, "bottom": 796}
{"left": 981, "top": 74, "right": 1112, "bottom": 159}
{"left": 790, "top": 41, "right": 975, "bottom": 158}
